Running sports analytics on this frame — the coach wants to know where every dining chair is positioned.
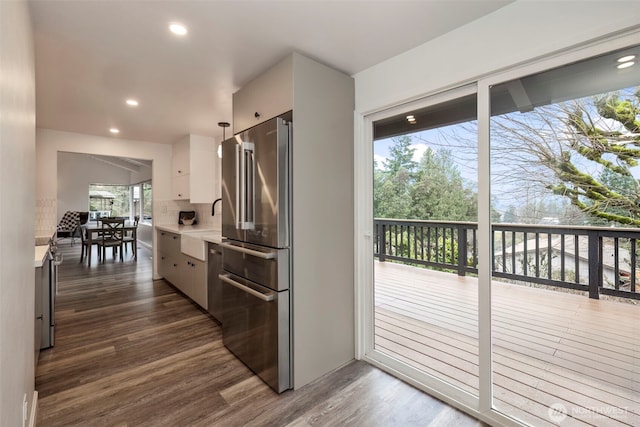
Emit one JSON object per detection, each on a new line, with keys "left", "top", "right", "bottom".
{"left": 96, "top": 218, "right": 124, "bottom": 262}
{"left": 79, "top": 224, "right": 100, "bottom": 263}
{"left": 123, "top": 215, "right": 139, "bottom": 259}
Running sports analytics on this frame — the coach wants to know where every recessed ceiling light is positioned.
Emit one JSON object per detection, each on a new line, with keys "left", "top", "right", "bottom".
{"left": 617, "top": 61, "right": 635, "bottom": 69}
{"left": 126, "top": 99, "right": 139, "bottom": 107}
{"left": 617, "top": 55, "right": 636, "bottom": 63}
{"left": 109, "top": 128, "right": 120, "bottom": 134}
{"left": 406, "top": 115, "right": 415, "bottom": 120}
{"left": 169, "top": 22, "right": 187, "bottom": 36}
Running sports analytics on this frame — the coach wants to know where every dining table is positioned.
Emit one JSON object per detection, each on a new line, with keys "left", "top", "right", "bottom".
{"left": 82, "top": 221, "right": 138, "bottom": 265}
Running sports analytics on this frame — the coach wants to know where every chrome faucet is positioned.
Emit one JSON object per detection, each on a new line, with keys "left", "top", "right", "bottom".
{"left": 211, "top": 198, "right": 222, "bottom": 216}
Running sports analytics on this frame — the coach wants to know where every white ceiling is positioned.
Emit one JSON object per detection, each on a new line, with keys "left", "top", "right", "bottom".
{"left": 29, "top": 0, "right": 512, "bottom": 144}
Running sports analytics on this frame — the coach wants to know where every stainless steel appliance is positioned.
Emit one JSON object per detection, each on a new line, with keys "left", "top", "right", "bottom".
{"left": 37, "top": 238, "right": 61, "bottom": 350}
{"left": 207, "top": 242, "right": 223, "bottom": 322}
{"left": 220, "top": 112, "right": 292, "bottom": 393}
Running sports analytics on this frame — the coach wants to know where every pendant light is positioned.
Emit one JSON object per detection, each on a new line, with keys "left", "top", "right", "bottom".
{"left": 217, "top": 121, "right": 230, "bottom": 158}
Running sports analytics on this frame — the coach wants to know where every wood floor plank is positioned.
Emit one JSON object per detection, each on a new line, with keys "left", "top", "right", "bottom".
{"left": 37, "top": 242, "right": 481, "bottom": 426}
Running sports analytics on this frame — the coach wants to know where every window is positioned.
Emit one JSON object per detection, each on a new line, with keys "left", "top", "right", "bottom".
{"left": 89, "top": 181, "right": 152, "bottom": 223}
{"left": 89, "top": 184, "right": 130, "bottom": 219}
{"left": 131, "top": 181, "right": 152, "bottom": 223}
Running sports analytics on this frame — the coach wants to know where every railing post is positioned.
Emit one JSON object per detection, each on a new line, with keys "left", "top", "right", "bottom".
{"left": 588, "top": 231, "right": 600, "bottom": 299}
{"left": 380, "top": 223, "right": 387, "bottom": 262}
{"left": 457, "top": 225, "right": 467, "bottom": 276}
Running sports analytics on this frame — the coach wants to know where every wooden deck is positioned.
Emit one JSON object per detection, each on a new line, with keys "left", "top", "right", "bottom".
{"left": 375, "top": 261, "right": 640, "bottom": 427}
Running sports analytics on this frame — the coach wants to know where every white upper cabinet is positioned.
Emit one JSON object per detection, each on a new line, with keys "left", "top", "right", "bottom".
{"left": 171, "top": 134, "right": 219, "bottom": 203}
{"left": 172, "top": 138, "right": 190, "bottom": 177}
{"left": 233, "top": 55, "right": 293, "bottom": 133}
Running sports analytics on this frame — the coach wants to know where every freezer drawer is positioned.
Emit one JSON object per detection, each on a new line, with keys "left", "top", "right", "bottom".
{"left": 220, "top": 272, "right": 290, "bottom": 393}
{"left": 221, "top": 240, "right": 289, "bottom": 291}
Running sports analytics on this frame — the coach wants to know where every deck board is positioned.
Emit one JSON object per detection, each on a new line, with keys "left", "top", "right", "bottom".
{"left": 374, "top": 261, "right": 640, "bottom": 426}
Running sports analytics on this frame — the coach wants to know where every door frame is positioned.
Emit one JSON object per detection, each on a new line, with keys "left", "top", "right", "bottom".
{"left": 353, "top": 29, "right": 640, "bottom": 427}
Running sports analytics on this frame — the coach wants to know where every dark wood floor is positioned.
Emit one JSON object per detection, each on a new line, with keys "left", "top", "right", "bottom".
{"left": 36, "top": 241, "right": 483, "bottom": 427}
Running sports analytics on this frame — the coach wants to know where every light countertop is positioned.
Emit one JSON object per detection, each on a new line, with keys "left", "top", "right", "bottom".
{"left": 155, "top": 224, "right": 223, "bottom": 244}
{"left": 35, "top": 246, "right": 49, "bottom": 268}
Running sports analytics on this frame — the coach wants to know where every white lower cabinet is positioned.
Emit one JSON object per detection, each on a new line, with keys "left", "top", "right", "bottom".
{"left": 183, "top": 256, "right": 207, "bottom": 309}
{"left": 157, "top": 230, "right": 207, "bottom": 310}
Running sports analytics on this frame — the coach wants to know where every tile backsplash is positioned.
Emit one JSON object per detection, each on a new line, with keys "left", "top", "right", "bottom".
{"left": 154, "top": 199, "right": 221, "bottom": 230}
{"left": 36, "top": 198, "right": 57, "bottom": 238}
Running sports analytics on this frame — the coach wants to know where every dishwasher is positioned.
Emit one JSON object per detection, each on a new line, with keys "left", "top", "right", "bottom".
{"left": 207, "top": 242, "right": 223, "bottom": 323}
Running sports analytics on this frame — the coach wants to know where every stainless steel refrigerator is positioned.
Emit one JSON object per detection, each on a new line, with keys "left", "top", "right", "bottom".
{"left": 220, "top": 112, "right": 292, "bottom": 393}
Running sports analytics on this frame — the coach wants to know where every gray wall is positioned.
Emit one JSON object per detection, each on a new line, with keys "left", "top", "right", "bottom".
{"left": 0, "top": 1, "right": 37, "bottom": 425}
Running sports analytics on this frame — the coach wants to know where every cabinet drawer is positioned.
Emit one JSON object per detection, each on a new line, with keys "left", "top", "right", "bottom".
{"left": 158, "top": 231, "right": 180, "bottom": 254}
{"left": 159, "top": 253, "right": 180, "bottom": 286}
{"left": 186, "top": 256, "right": 207, "bottom": 309}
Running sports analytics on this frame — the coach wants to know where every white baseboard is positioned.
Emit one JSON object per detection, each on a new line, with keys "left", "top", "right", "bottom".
{"left": 28, "top": 391, "right": 38, "bottom": 427}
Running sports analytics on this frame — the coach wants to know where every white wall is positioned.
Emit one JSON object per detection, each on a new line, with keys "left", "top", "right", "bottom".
{"left": 354, "top": 2, "right": 640, "bottom": 114}
{"left": 36, "top": 129, "right": 172, "bottom": 235}
{"left": 0, "top": 1, "right": 37, "bottom": 425}
{"left": 353, "top": 2, "right": 640, "bottom": 424}
{"left": 36, "top": 128, "right": 172, "bottom": 277}
{"left": 57, "top": 152, "right": 131, "bottom": 219}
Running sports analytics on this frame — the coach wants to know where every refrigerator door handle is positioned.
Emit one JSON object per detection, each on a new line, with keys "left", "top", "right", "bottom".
{"left": 235, "top": 142, "right": 243, "bottom": 229}
{"left": 220, "top": 242, "right": 276, "bottom": 259}
{"left": 219, "top": 274, "right": 275, "bottom": 302}
{"left": 246, "top": 142, "right": 255, "bottom": 228}
{"left": 239, "top": 142, "right": 255, "bottom": 230}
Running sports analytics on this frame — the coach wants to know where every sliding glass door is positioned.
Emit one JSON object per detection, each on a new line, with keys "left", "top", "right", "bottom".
{"left": 360, "top": 39, "right": 640, "bottom": 426}
{"left": 369, "top": 86, "right": 481, "bottom": 405}
{"left": 488, "top": 44, "right": 640, "bottom": 426}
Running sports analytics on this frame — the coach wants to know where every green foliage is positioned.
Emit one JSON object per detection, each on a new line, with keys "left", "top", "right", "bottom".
{"left": 89, "top": 184, "right": 130, "bottom": 217}
{"left": 553, "top": 90, "right": 640, "bottom": 225}
{"left": 503, "top": 205, "right": 517, "bottom": 223}
{"left": 385, "top": 135, "right": 417, "bottom": 175}
{"left": 383, "top": 228, "right": 459, "bottom": 270}
{"left": 374, "top": 136, "right": 477, "bottom": 221}
{"left": 494, "top": 87, "right": 640, "bottom": 226}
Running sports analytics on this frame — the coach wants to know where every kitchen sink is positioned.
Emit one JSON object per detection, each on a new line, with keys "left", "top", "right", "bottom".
{"left": 180, "top": 230, "right": 223, "bottom": 261}
{"left": 180, "top": 234, "right": 207, "bottom": 261}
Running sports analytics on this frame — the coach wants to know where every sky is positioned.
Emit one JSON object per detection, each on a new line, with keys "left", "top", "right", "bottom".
{"left": 372, "top": 86, "right": 640, "bottom": 221}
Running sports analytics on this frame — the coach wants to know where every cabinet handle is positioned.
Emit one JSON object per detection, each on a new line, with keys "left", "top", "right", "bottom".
{"left": 254, "top": 112, "right": 261, "bottom": 119}
{"left": 220, "top": 242, "right": 276, "bottom": 259}
{"left": 178, "top": 170, "right": 182, "bottom": 174}
{"left": 178, "top": 193, "right": 182, "bottom": 197}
